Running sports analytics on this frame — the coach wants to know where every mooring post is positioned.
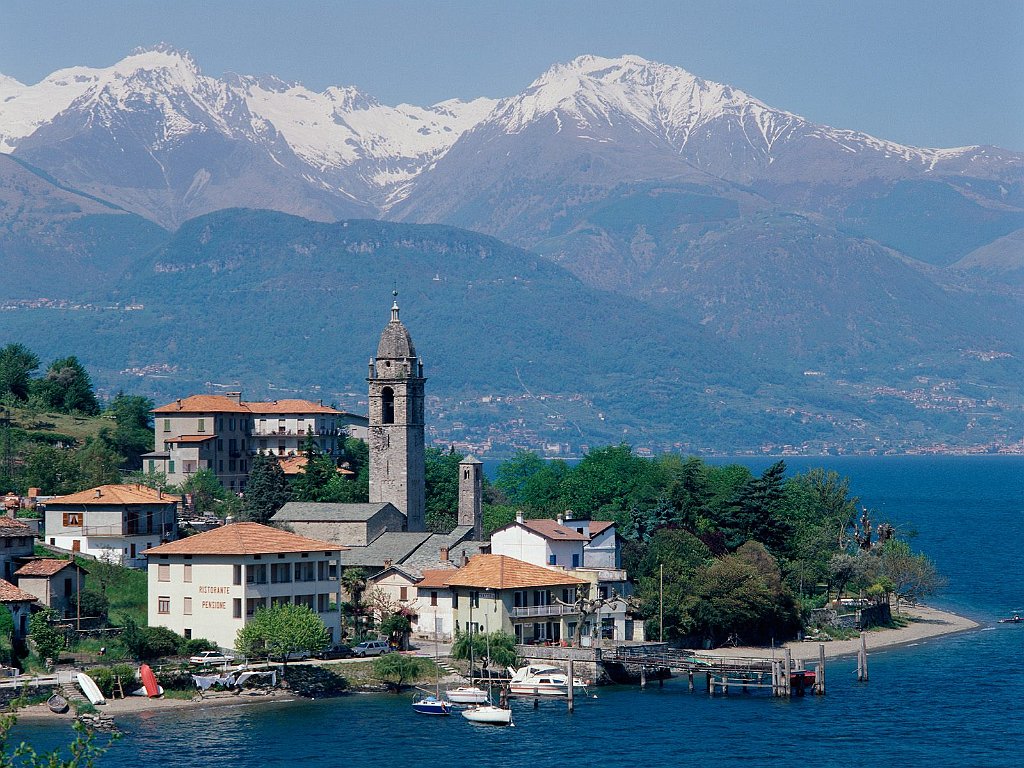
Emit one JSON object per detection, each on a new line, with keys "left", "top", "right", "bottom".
{"left": 706, "top": 672, "right": 712, "bottom": 695}
{"left": 773, "top": 660, "right": 783, "bottom": 697}
{"left": 640, "top": 665, "right": 647, "bottom": 689}
{"left": 783, "top": 648, "right": 792, "bottom": 697}
{"left": 857, "top": 634, "right": 869, "bottom": 682}
{"left": 816, "top": 643, "right": 826, "bottom": 695}
{"left": 688, "top": 670, "right": 694, "bottom": 691}
{"left": 568, "top": 658, "right": 574, "bottom": 713}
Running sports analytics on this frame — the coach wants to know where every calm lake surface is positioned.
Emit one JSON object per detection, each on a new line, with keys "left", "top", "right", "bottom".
{"left": 15, "top": 457, "right": 1024, "bottom": 767}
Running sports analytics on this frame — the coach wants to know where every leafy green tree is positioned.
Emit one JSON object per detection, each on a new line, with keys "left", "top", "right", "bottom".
{"left": 560, "top": 444, "right": 662, "bottom": 516}
{"left": 242, "top": 453, "right": 292, "bottom": 523}
{"left": 179, "top": 469, "right": 235, "bottom": 517}
{"left": 379, "top": 612, "right": 412, "bottom": 650}
{"left": 634, "top": 528, "right": 712, "bottom": 641}
{"left": 665, "top": 456, "right": 713, "bottom": 529}
{"left": 234, "top": 604, "right": 330, "bottom": 664}
{"left": 0, "top": 607, "right": 14, "bottom": 666}
{"left": 373, "top": 653, "right": 425, "bottom": 691}
{"left": 450, "top": 629, "right": 518, "bottom": 669}
{"left": 493, "top": 450, "right": 548, "bottom": 505}
{"left": 879, "top": 539, "right": 945, "bottom": 612}
{"left": 73, "top": 439, "right": 123, "bottom": 488}
{"left": 32, "top": 356, "right": 99, "bottom": 415}
{"left": 291, "top": 439, "right": 339, "bottom": 502}
{"left": 692, "top": 549, "right": 800, "bottom": 646}
{"left": 29, "top": 608, "right": 65, "bottom": 665}
{"left": 0, "top": 343, "right": 39, "bottom": 402}
{"left": 19, "top": 443, "right": 80, "bottom": 495}
{"left": 101, "top": 393, "right": 154, "bottom": 469}
{"left": 77, "top": 589, "right": 109, "bottom": 621}
{"left": 424, "top": 446, "right": 464, "bottom": 532}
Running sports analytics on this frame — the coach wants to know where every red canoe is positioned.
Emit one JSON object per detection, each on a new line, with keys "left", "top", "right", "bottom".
{"left": 140, "top": 664, "right": 160, "bottom": 697}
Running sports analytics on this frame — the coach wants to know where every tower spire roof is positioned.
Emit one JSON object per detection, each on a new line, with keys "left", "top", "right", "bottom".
{"left": 377, "top": 290, "right": 418, "bottom": 360}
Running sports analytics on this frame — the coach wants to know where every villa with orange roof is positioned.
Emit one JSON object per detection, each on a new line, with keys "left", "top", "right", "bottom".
{"left": 144, "top": 522, "right": 346, "bottom": 650}
{"left": 43, "top": 484, "right": 179, "bottom": 568}
{"left": 444, "top": 554, "right": 588, "bottom": 644}
{"left": 147, "top": 392, "right": 367, "bottom": 492}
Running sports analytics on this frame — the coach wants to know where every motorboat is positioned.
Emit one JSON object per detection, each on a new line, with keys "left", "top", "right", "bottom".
{"left": 462, "top": 702, "right": 513, "bottom": 726}
{"left": 507, "top": 662, "right": 587, "bottom": 697}
{"left": 412, "top": 693, "right": 451, "bottom": 715}
{"left": 446, "top": 685, "right": 488, "bottom": 704}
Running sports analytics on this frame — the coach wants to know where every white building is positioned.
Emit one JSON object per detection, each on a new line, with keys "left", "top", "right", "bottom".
{"left": 366, "top": 564, "right": 457, "bottom": 641}
{"left": 489, "top": 514, "right": 641, "bottom": 644}
{"left": 43, "top": 485, "right": 179, "bottom": 568}
{"left": 144, "top": 522, "right": 345, "bottom": 651}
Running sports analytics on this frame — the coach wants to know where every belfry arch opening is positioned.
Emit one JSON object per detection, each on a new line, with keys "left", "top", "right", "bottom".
{"left": 381, "top": 386, "right": 395, "bottom": 424}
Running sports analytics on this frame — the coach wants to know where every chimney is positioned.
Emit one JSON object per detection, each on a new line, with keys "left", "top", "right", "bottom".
{"left": 176, "top": 398, "right": 182, "bottom": 409}
{"left": 226, "top": 391, "right": 242, "bottom": 405}
{"left": 94, "top": 489, "right": 102, "bottom": 498}
{"left": 515, "top": 510, "right": 524, "bottom": 524}
{"left": 460, "top": 550, "right": 468, "bottom": 567}
{"left": 564, "top": 509, "right": 574, "bottom": 521}
{"left": 158, "top": 489, "right": 163, "bottom": 500}
{"left": 28, "top": 488, "right": 39, "bottom": 500}
{"left": 384, "top": 558, "right": 393, "bottom": 568}
{"left": 440, "top": 547, "right": 449, "bottom": 562}
{"left": 557, "top": 513, "right": 564, "bottom": 526}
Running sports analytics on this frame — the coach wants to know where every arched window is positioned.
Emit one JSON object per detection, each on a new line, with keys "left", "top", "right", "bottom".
{"left": 381, "top": 387, "right": 395, "bottom": 424}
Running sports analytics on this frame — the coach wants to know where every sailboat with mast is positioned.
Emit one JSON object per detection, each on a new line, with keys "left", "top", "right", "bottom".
{"left": 461, "top": 633, "right": 513, "bottom": 726}
{"left": 412, "top": 634, "right": 451, "bottom": 715}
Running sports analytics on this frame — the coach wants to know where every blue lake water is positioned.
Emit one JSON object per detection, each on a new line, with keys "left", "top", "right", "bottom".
{"left": 13, "top": 457, "right": 1024, "bottom": 767}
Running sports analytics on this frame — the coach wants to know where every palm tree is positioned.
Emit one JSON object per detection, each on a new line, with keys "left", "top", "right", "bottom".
{"left": 340, "top": 567, "right": 368, "bottom": 638}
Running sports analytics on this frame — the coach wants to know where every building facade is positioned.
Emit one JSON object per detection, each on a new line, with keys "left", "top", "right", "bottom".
{"left": 0, "top": 517, "right": 36, "bottom": 581}
{"left": 14, "top": 559, "right": 85, "bottom": 617}
{"left": 148, "top": 393, "right": 367, "bottom": 492}
{"left": 43, "top": 485, "right": 179, "bottom": 568}
{"left": 144, "top": 522, "right": 345, "bottom": 651}
{"left": 368, "top": 296, "right": 426, "bottom": 532}
{"left": 445, "top": 554, "right": 585, "bottom": 644}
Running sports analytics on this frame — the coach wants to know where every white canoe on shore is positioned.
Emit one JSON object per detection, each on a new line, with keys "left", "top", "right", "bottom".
{"left": 76, "top": 672, "right": 106, "bottom": 705}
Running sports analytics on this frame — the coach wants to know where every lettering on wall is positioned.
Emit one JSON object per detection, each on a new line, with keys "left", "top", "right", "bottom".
{"left": 201, "top": 601, "right": 227, "bottom": 610}
{"left": 198, "top": 586, "right": 230, "bottom": 594}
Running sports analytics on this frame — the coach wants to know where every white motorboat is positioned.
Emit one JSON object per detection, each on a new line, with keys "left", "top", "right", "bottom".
{"left": 507, "top": 662, "right": 587, "bottom": 697}
{"left": 446, "top": 685, "right": 489, "bottom": 704}
{"left": 462, "top": 703, "right": 513, "bottom": 726}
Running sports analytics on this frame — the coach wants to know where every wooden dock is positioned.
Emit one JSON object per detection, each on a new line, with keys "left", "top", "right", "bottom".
{"left": 606, "top": 642, "right": 836, "bottom": 697}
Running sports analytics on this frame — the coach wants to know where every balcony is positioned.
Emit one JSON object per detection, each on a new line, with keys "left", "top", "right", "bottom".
{"left": 250, "top": 428, "right": 345, "bottom": 438}
{"left": 509, "top": 604, "right": 574, "bottom": 619}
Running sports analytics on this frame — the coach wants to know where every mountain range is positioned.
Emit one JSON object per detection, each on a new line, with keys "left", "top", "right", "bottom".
{"left": 0, "top": 47, "right": 1022, "bottom": 455}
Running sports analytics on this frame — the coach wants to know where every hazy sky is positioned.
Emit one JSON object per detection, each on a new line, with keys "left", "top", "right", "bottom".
{"left": 2, "top": 0, "right": 1022, "bottom": 150}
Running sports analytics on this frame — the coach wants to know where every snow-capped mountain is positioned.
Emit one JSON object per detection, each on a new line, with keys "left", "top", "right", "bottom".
{"left": 0, "top": 45, "right": 496, "bottom": 226}
{"left": 1, "top": 48, "right": 1020, "bottom": 270}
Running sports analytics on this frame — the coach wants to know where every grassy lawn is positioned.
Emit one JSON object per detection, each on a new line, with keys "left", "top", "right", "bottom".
{"left": 1, "top": 405, "right": 107, "bottom": 444}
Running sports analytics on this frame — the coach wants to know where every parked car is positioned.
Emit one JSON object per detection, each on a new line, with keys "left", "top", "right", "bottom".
{"left": 351, "top": 640, "right": 391, "bottom": 657}
{"left": 189, "top": 650, "right": 235, "bottom": 665}
{"left": 314, "top": 645, "right": 354, "bottom": 660}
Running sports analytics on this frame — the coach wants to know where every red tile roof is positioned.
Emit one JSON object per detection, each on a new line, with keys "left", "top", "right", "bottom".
{"left": 47, "top": 485, "right": 180, "bottom": 506}
{"left": 152, "top": 395, "right": 250, "bottom": 414}
{"left": 276, "top": 456, "right": 355, "bottom": 476}
{"left": 522, "top": 519, "right": 589, "bottom": 542}
{"left": 143, "top": 522, "right": 347, "bottom": 556}
{"left": 168, "top": 435, "right": 216, "bottom": 444}
{"left": 0, "top": 579, "right": 37, "bottom": 602}
{"left": 416, "top": 568, "right": 458, "bottom": 588}
{"left": 0, "top": 517, "right": 32, "bottom": 536}
{"left": 246, "top": 399, "right": 340, "bottom": 415}
{"left": 444, "top": 555, "right": 584, "bottom": 590}
{"left": 15, "top": 559, "right": 75, "bottom": 577}
{"left": 587, "top": 521, "right": 615, "bottom": 535}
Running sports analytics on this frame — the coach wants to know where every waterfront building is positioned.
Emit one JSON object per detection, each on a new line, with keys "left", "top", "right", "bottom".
{"left": 14, "top": 559, "right": 85, "bottom": 616}
{"left": 0, "top": 517, "right": 36, "bottom": 580}
{"left": 147, "top": 394, "right": 367, "bottom": 491}
{"left": 368, "top": 296, "right": 426, "bottom": 532}
{"left": 0, "top": 579, "right": 38, "bottom": 639}
{"left": 144, "top": 522, "right": 346, "bottom": 651}
{"left": 43, "top": 485, "right": 179, "bottom": 568}
{"left": 489, "top": 513, "right": 640, "bottom": 642}
{"left": 445, "top": 554, "right": 585, "bottom": 644}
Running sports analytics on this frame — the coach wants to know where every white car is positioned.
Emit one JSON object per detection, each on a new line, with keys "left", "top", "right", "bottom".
{"left": 189, "top": 650, "right": 235, "bottom": 665}
{"left": 351, "top": 641, "right": 391, "bottom": 657}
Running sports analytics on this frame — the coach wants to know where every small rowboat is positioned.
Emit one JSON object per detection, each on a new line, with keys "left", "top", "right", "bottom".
{"left": 47, "top": 693, "right": 69, "bottom": 714}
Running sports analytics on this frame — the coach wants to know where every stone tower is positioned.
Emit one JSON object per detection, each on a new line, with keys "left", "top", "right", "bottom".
{"left": 367, "top": 294, "right": 426, "bottom": 532}
{"left": 458, "top": 455, "right": 483, "bottom": 540}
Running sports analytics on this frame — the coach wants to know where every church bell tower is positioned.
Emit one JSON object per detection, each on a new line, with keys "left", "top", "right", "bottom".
{"left": 367, "top": 292, "right": 426, "bottom": 532}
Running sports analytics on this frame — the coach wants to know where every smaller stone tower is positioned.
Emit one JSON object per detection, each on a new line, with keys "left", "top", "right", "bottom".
{"left": 458, "top": 455, "right": 483, "bottom": 540}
